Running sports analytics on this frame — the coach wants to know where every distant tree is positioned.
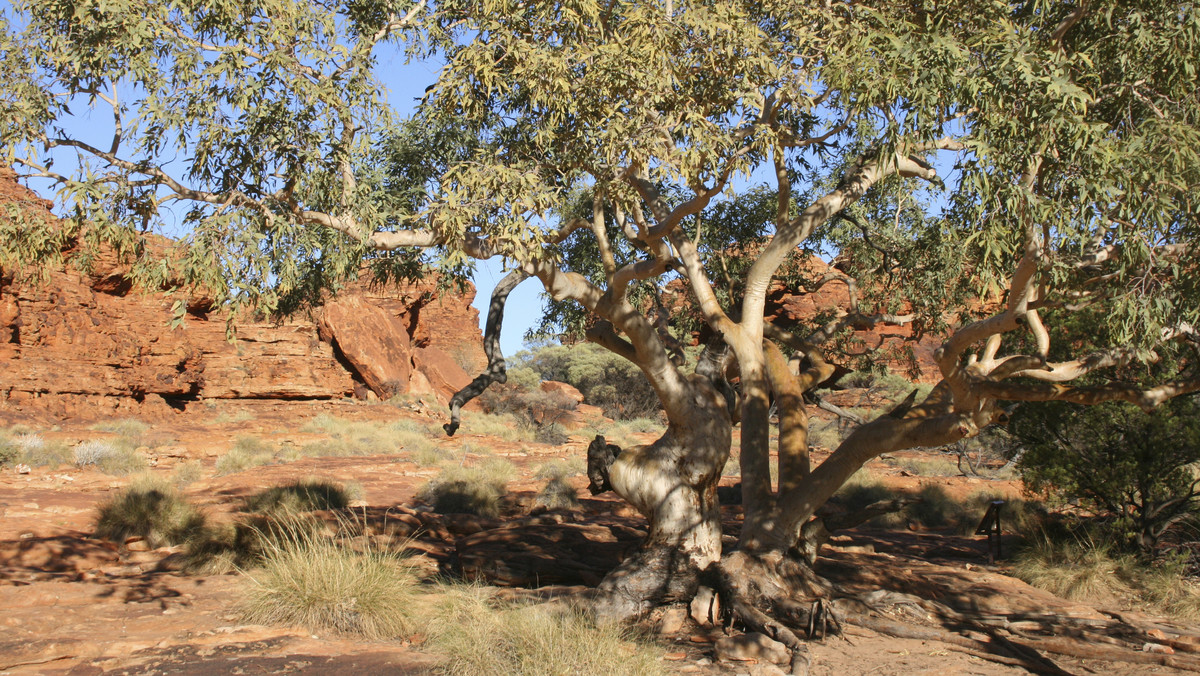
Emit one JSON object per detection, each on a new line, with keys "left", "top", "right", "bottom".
{"left": 514, "top": 343, "right": 663, "bottom": 420}
{"left": 3, "top": 0, "right": 1199, "bottom": 666}
{"left": 1011, "top": 396, "right": 1200, "bottom": 556}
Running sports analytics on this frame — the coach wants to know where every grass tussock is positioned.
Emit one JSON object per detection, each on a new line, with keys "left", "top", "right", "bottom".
{"left": 1013, "top": 535, "right": 1200, "bottom": 619}
{"left": 94, "top": 476, "right": 207, "bottom": 548}
{"left": 533, "top": 461, "right": 581, "bottom": 510}
{"left": 90, "top": 417, "right": 149, "bottom": 439}
{"left": 1013, "top": 536, "right": 1133, "bottom": 605}
{"left": 428, "top": 585, "right": 667, "bottom": 676}
{"left": 418, "top": 459, "right": 516, "bottom": 517}
{"left": 171, "top": 459, "right": 204, "bottom": 486}
{"left": 213, "top": 409, "right": 256, "bottom": 424}
{"left": 242, "top": 478, "right": 356, "bottom": 514}
{"left": 216, "top": 436, "right": 277, "bottom": 475}
{"left": 892, "top": 455, "right": 961, "bottom": 477}
{"left": 237, "top": 518, "right": 418, "bottom": 640}
{"left": 73, "top": 439, "right": 148, "bottom": 475}
{"left": 457, "top": 411, "right": 537, "bottom": 444}
{"left": 182, "top": 512, "right": 328, "bottom": 575}
{"left": 299, "top": 415, "right": 438, "bottom": 457}
{"left": 1, "top": 432, "right": 73, "bottom": 468}
{"left": 590, "top": 417, "right": 665, "bottom": 449}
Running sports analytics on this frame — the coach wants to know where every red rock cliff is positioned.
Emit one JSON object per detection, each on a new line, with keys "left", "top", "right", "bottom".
{"left": 0, "top": 167, "right": 484, "bottom": 420}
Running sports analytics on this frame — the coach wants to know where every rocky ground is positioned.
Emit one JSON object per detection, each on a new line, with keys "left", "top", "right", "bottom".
{"left": 2, "top": 398, "right": 1198, "bottom": 676}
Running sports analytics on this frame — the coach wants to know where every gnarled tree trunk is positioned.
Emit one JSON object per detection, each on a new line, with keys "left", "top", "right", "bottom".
{"left": 593, "top": 374, "right": 731, "bottom": 621}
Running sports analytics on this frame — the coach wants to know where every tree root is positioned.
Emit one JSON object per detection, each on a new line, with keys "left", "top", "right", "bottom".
{"left": 715, "top": 550, "right": 841, "bottom": 675}
{"left": 706, "top": 554, "right": 1200, "bottom": 676}
{"left": 841, "top": 589, "right": 1200, "bottom": 673}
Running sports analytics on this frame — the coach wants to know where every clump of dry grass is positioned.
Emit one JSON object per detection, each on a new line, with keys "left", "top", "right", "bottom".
{"left": 73, "top": 439, "right": 148, "bottom": 475}
{"left": 533, "top": 461, "right": 581, "bottom": 510}
{"left": 1013, "top": 535, "right": 1200, "bottom": 619}
{"left": 94, "top": 476, "right": 207, "bottom": 548}
{"left": 242, "top": 478, "right": 356, "bottom": 514}
{"left": 1012, "top": 535, "right": 1134, "bottom": 605}
{"left": 3, "top": 432, "right": 73, "bottom": 468}
{"left": 418, "top": 458, "right": 516, "bottom": 517}
{"left": 427, "top": 585, "right": 667, "bottom": 676}
{"left": 215, "top": 436, "right": 276, "bottom": 475}
{"left": 299, "top": 415, "right": 439, "bottom": 458}
{"left": 237, "top": 518, "right": 418, "bottom": 640}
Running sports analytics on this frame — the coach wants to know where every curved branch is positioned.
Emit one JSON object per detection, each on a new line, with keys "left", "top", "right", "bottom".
{"left": 444, "top": 269, "right": 530, "bottom": 436}
{"left": 974, "top": 375, "right": 1200, "bottom": 412}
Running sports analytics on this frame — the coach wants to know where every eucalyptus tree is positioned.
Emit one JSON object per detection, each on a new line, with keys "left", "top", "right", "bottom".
{"left": 3, "top": 0, "right": 1199, "bottom": 669}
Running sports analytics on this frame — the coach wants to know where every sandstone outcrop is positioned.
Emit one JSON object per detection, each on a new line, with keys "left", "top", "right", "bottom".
{"left": 0, "top": 167, "right": 484, "bottom": 421}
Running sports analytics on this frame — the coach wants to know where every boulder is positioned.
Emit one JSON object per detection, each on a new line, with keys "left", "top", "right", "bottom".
{"left": 539, "top": 380, "right": 584, "bottom": 404}
{"left": 318, "top": 295, "right": 413, "bottom": 399}
{"left": 714, "top": 632, "right": 791, "bottom": 665}
{"left": 412, "top": 346, "right": 473, "bottom": 402}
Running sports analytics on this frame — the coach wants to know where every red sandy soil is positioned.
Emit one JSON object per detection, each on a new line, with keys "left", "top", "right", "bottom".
{"left": 0, "top": 399, "right": 1193, "bottom": 675}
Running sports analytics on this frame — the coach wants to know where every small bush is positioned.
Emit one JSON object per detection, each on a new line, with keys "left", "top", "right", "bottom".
{"left": 428, "top": 585, "right": 667, "bottom": 676}
{"left": 807, "top": 418, "right": 843, "bottom": 450}
{"left": 94, "top": 477, "right": 207, "bottom": 548}
{"left": 0, "top": 437, "right": 16, "bottom": 467}
{"left": 533, "top": 421, "right": 570, "bottom": 446}
{"left": 238, "top": 519, "right": 418, "bottom": 639}
{"left": 419, "top": 459, "right": 516, "bottom": 517}
{"left": 243, "top": 479, "right": 354, "bottom": 514}
{"left": 216, "top": 436, "right": 276, "bottom": 475}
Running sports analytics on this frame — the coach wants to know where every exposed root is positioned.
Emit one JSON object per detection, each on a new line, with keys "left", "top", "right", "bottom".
{"left": 840, "top": 589, "right": 1200, "bottom": 673}
{"left": 715, "top": 550, "right": 839, "bottom": 674}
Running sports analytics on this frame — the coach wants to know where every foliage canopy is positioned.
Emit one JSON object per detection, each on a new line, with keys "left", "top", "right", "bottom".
{"left": 3, "top": 0, "right": 1200, "bottom": 630}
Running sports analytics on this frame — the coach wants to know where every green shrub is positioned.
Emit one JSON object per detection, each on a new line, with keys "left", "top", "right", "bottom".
{"left": 511, "top": 343, "right": 662, "bottom": 420}
{"left": 428, "top": 585, "right": 667, "bottom": 676}
{"left": 243, "top": 479, "right": 354, "bottom": 514}
{"left": 1011, "top": 397, "right": 1200, "bottom": 555}
{"left": 94, "top": 477, "right": 207, "bottom": 548}
{"left": 237, "top": 518, "right": 418, "bottom": 639}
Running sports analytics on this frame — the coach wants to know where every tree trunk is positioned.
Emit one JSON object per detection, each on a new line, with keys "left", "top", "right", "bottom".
{"left": 593, "top": 375, "right": 731, "bottom": 621}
